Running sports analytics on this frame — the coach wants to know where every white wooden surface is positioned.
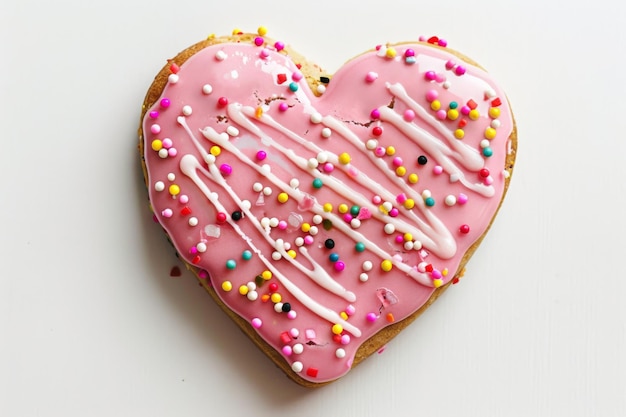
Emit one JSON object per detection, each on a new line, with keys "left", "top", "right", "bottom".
{"left": 1, "top": 1, "right": 624, "bottom": 415}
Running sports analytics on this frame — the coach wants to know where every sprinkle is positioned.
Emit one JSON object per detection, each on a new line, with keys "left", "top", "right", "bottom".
{"left": 256, "top": 150, "right": 267, "bottom": 160}
{"left": 336, "top": 348, "right": 346, "bottom": 358}
{"left": 168, "top": 74, "right": 179, "bottom": 84}
{"left": 251, "top": 318, "right": 262, "bottom": 329}
{"left": 381, "top": 260, "right": 393, "bottom": 272}
{"left": 277, "top": 192, "right": 289, "bottom": 203}
{"left": 359, "top": 273, "right": 369, "bottom": 282}
{"left": 332, "top": 324, "right": 343, "bottom": 335}
{"left": 150, "top": 124, "right": 161, "bottom": 134}
{"left": 242, "top": 250, "right": 252, "bottom": 260}
{"left": 362, "top": 261, "right": 373, "bottom": 271}
{"left": 468, "top": 109, "right": 480, "bottom": 120}
{"left": 226, "top": 126, "right": 239, "bottom": 137}
{"left": 338, "top": 152, "right": 351, "bottom": 164}
{"left": 425, "top": 197, "right": 435, "bottom": 207}
{"left": 160, "top": 98, "right": 170, "bottom": 108}
{"left": 161, "top": 208, "right": 172, "bottom": 217}
{"left": 433, "top": 165, "right": 443, "bottom": 175}
{"left": 425, "top": 90, "right": 438, "bottom": 102}
{"left": 217, "top": 97, "right": 228, "bottom": 107}
{"left": 188, "top": 217, "right": 198, "bottom": 226}
{"left": 485, "top": 127, "right": 497, "bottom": 140}
{"left": 408, "top": 173, "right": 419, "bottom": 184}
{"left": 372, "top": 126, "right": 383, "bottom": 136}
{"left": 385, "top": 47, "right": 397, "bottom": 58}
{"left": 403, "top": 109, "right": 416, "bottom": 121}
{"left": 455, "top": 65, "right": 466, "bottom": 75}
{"left": 219, "top": 164, "right": 232, "bottom": 176}
{"left": 312, "top": 178, "right": 323, "bottom": 189}
{"left": 291, "top": 362, "right": 303, "bottom": 373}
{"left": 278, "top": 102, "right": 288, "bottom": 112}
{"left": 260, "top": 48, "right": 270, "bottom": 59}
{"left": 168, "top": 184, "right": 180, "bottom": 196}
{"left": 365, "top": 71, "right": 378, "bottom": 82}
{"left": 334, "top": 261, "right": 346, "bottom": 272}
{"left": 355, "top": 242, "right": 365, "bottom": 252}
{"left": 231, "top": 211, "right": 242, "bottom": 221}
{"left": 321, "top": 127, "right": 332, "bottom": 138}
{"left": 202, "top": 84, "right": 213, "bottom": 94}
{"left": 460, "top": 224, "right": 470, "bottom": 234}
{"left": 254, "top": 36, "right": 264, "bottom": 46}
{"left": 310, "top": 112, "right": 323, "bottom": 124}
{"left": 458, "top": 193, "right": 469, "bottom": 204}
{"left": 366, "top": 312, "right": 378, "bottom": 322}
{"left": 444, "top": 195, "right": 457, "bottom": 206}
{"left": 274, "top": 41, "right": 285, "bottom": 51}
{"left": 454, "top": 129, "right": 465, "bottom": 139}
{"left": 288, "top": 82, "right": 298, "bottom": 92}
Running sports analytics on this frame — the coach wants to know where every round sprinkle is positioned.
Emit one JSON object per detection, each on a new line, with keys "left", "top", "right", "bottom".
{"left": 325, "top": 239, "right": 335, "bottom": 249}
{"left": 321, "top": 127, "right": 332, "bottom": 138}
{"left": 188, "top": 217, "right": 198, "bottom": 226}
{"left": 458, "top": 193, "right": 469, "bottom": 204}
{"left": 251, "top": 318, "right": 262, "bottom": 328}
{"left": 217, "top": 97, "right": 228, "bottom": 107}
{"left": 288, "top": 82, "right": 298, "bottom": 92}
{"left": 403, "top": 109, "right": 416, "bottom": 121}
{"left": 384, "top": 223, "right": 395, "bottom": 234}
{"left": 433, "top": 165, "right": 444, "bottom": 175}
{"left": 485, "top": 127, "right": 497, "bottom": 140}
{"left": 336, "top": 348, "right": 346, "bottom": 359}
{"left": 425, "top": 197, "right": 435, "bottom": 207}
{"left": 408, "top": 173, "right": 419, "bottom": 184}
{"left": 355, "top": 242, "right": 365, "bottom": 252}
{"left": 168, "top": 184, "right": 180, "bottom": 196}
{"left": 154, "top": 181, "right": 165, "bottom": 192}
{"left": 215, "top": 50, "right": 227, "bottom": 61}
{"left": 359, "top": 273, "right": 369, "bottom": 282}
{"left": 291, "top": 362, "right": 303, "bottom": 373}
{"left": 310, "top": 113, "right": 323, "bottom": 124}
{"left": 334, "top": 261, "right": 346, "bottom": 272}
{"left": 372, "top": 126, "right": 383, "bottom": 137}
{"left": 221, "top": 281, "right": 232, "bottom": 291}
{"left": 329, "top": 253, "right": 340, "bottom": 262}
{"left": 274, "top": 41, "right": 285, "bottom": 51}
{"left": 231, "top": 211, "right": 242, "bottom": 221}
{"left": 366, "top": 313, "right": 377, "bottom": 322}
{"left": 332, "top": 324, "right": 343, "bottom": 335}
{"left": 312, "top": 178, "right": 323, "bottom": 189}
{"left": 338, "top": 152, "right": 351, "bottom": 164}
{"left": 242, "top": 250, "right": 252, "bottom": 260}
{"left": 161, "top": 208, "right": 172, "bottom": 217}
{"left": 277, "top": 192, "right": 289, "bottom": 203}
{"left": 160, "top": 98, "right": 170, "bottom": 108}
{"left": 371, "top": 109, "right": 381, "bottom": 119}
{"left": 483, "top": 147, "right": 493, "bottom": 157}
{"left": 381, "top": 260, "right": 393, "bottom": 272}
{"left": 362, "top": 261, "right": 373, "bottom": 271}
{"left": 219, "top": 164, "right": 232, "bottom": 176}
{"left": 202, "top": 84, "right": 213, "bottom": 94}
{"left": 460, "top": 224, "right": 470, "bottom": 234}
{"left": 225, "top": 259, "right": 236, "bottom": 270}
{"left": 444, "top": 195, "right": 457, "bottom": 206}
{"left": 417, "top": 155, "right": 428, "bottom": 165}
{"left": 365, "top": 72, "right": 378, "bottom": 82}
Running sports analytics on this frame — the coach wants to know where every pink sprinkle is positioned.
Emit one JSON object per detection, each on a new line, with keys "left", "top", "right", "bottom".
{"left": 150, "top": 124, "right": 161, "bottom": 134}
{"left": 431, "top": 269, "right": 442, "bottom": 279}
{"left": 260, "top": 48, "right": 270, "bottom": 59}
{"left": 365, "top": 71, "right": 378, "bottom": 82}
{"left": 162, "top": 138, "right": 173, "bottom": 149}
{"left": 455, "top": 65, "right": 466, "bottom": 76}
{"left": 458, "top": 193, "right": 469, "bottom": 204}
{"left": 292, "top": 71, "right": 303, "bottom": 81}
{"left": 341, "top": 334, "right": 351, "bottom": 345}
{"left": 304, "top": 235, "right": 314, "bottom": 245}
{"left": 189, "top": 246, "right": 198, "bottom": 255}
{"left": 433, "top": 165, "right": 443, "bottom": 175}
{"left": 396, "top": 193, "right": 407, "bottom": 204}
{"left": 426, "top": 89, "right": 438, "bottom": 102}
{"left": 370, "top": 108, "right": 381, "bottom": 119}
{"left": 278, "top": 220, "right": 288, "bottom": 230}
{"left": 392, "top": 157, "right": 403, "bottom": 167}
{"left": 274, "top": 41, "right": 285, "bottom": 51}
{"left": 219, "top": 164, "right": 233, "bottom": 176}
{"left": 161, "top": 208, "right": 173, "bottom": 218}
{"left": 395, "top": 235, "right": 404, "bottom": 244}
{"left": 149, "top": 111, "right": 159, "bottom": 119}
{"left": 438, "top": 39, "right": 447, "bottom": 47}
{"left": 198, "top": 270, "right": 209, "bottom": 279}
{"left": 254, "top": 37, "right": 264, "bottom": 46}
{"left": 256, "top": 150, "right": 267, "bottom": 160}
{"left": 436, "top": 110, "right": 447, "bottom": 120}
{"left": 282, "top": 345, "right": 292, "bottom": 355}
{"left": 251, "top": 318, "right": 262, "bottom": 329}
{"left": 366, "top": 312, "right": 378, "bottom": 322}
{"left": 424, "top": 71, "right": 436, "bottom": 81}
{"left": 389, "top": 208, "right": 399, "bottom": 217}
{"left": 461, "top": 105, "right": 471, "bottom": 115}
{"left": 445, "top": 60, "right": 456, "bottom": 70}
{"left": 323, "top": 163, "right": 334, "bottom": 173}
{"left": 278, "top": 102, "right": 288, "bottom": 112}
{"left": 345, "top": 305, "right": 356, "bottom": 315}
{"left": 160, "top": 98, "right": 170, "bottom": 108}
{"left": 484, "top": 176, "right": 494, "bottom": 186}
{"left": 419, "top": 35, "right": 427, "bottom": 42}
{"left": 167, "top": 148, "right": 177, "bottom": 157}
{"left": 404, "top": 48, "right": 415, "bottom": 57}
{"left": 374, "top": 147, "right": 386, "bottom": 157}
{"left": 403, "top": 109, "right": 416, "bottom": 121}
{"left": 343, "top": 213, "right": 353, "bottom": 223}
{"left": 435, "top": 73, "right": 446, "bottom": 83}
{"left": 289, "top": 328, "right": 299, "bottom": 338}
{"left": 334, "top": 261, "right": 346, "bottom": 272}
{"left": 372, "top": 195, "right": 382, "bottom": 204}
{"left": 357, "top": 207, "right": 372, "bottom": 220}
{"left": 287, "top": 310, "right": 297, "bottom": 319}
{"left": 179, "top": 195, "right": 189, "bottom": 204}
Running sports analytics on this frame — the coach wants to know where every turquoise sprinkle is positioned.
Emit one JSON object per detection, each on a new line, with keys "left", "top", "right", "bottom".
{"left": 355, "top": 242, "right": 366, "bottom": 252}
{"left": 226, "top": 259, "right": 237, "bottom": 270}
{"left": 242, "top": 250, "right": 252, "bottom": 261}
{"left": 350, "top": 205, "right": 360, "bottom": 216}
{"left": 289, "top": 82, "right": 299, "bottom": 92}
{"left": 425, "top": 197, "right": 435, "bottom": 207}
{"left": 449, "top": 101, "right": 458, "bottom": 109}
{"left": 312, "top": 178, "right": 323, "bottom": 189}
{"left": 483, "top": 147, "right": 493, "bottom": 157}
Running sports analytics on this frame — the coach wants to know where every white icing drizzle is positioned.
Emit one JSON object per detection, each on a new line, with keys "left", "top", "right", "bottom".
{"left": 231, "top": 104, "right": 457, "bottom": 260}
{"left": 383, "top": 83, "right": 494, "bottom": 197}
{"left": 179, "top": 153, "right": 362, "bottom": 337}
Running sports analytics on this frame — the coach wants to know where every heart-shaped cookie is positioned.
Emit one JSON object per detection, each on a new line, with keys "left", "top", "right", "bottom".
{"left": 139, "top": 29, "right": 516, "bottom": 387}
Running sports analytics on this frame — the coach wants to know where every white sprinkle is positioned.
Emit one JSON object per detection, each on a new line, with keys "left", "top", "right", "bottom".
{"left": 247, "top": 281, "right": 257, "bottom": 291}
{"left": 196, "top": 242, "right": 207, "bottom": 253}
{"left": 158, "top": 148, "right": 168, "bottom": 158}
{"left": 404, "top": 241, "right": 414, "bottom": 251}
{"left": 485, "top": 88, "right": 496, "bottom": 98}
{"left": 310, "top": 112, "right": 323, "bottom": 124}
{"left": 384, "top": 223, "right": 395, "bottom": 234}
{"left": 182, "top": 105, "right": 192, "bottom": 116}
{"left": 168, "top": 74, "right": 179, "bottom": 84}
{"left": 154, "top": 181, "right": 165, "bottom": 192}
{"left": 292, "top": 343, "right": 304, "bottom": 354}
{"left": 491, "top": 119, "right": 501, "bottom": 128}
{"left": 413, "top": 241, "right": 423, "bottom": 250}
{"left": 382, "top": 201, "right": 393, "bottom": 213}
{"left": 215, "top": 50, "right": 227, "bottom": 61}
{"left": 167, "top": 173, "right": 175, "bottom": 181}
{"left": 336, "top": 348, "right": 346, "bottom": 358}
{"left": 202, "top": 84, "right": 213, "bottom": 94}
{"left": 366, "top": 139, "right": 377, "bottom": 150}
{"left": 260, "top": 217, "right": 270, "bottom": 228}
{"left": 362, "top": 260, "right": 373, "bottom": 271}
{"left": 263, "top": 186, "right": 272, "bottom": 196}
{"left": 316, "top": 84, "right": 326, "bottom": 95}
{"left": 204, "top": 154, "right": 216, "bottom": 165}
{"left": 274, "top": 303, "right": 284, "bottom": 313}
{"left": 269, "top": 217, "right": 279, "bottom": 228}
{"left": 247, "top": 291, "right": 258, "bottom": 301}
{"left": 253, "top": 182, "right": 263, "bottom": 192}
{"left": 316, "top": 152, "right": 328, "bottom": 163}
{"left": 350, "top": 218, "right": 361, "bottom": 229}
{"left": 312, "top": 214, "right": 323, "bottom": 224}
{"left": 261, "top": 164, "right": 271, "bottom": 174}
{"left": 444, "top": 195, "right": 457, "bottom": 206}
{"left": 272, "top": 251, "right": 282, "bottom": 261}
{"left": 289, "top": 178, "right": 300, "bottom": 189}
{"left": 226, "top": 126, "right": 239, "bottom": 137}
{"left": 309, "top": 226, "right": 319, "bottom": 236}
{"left": 291, "top": 361, "right": 303, "bottom": 373}
{"left": 443, "top": 81, "right": 451, "bottom": 89}
{"left": 449, "top": 174, "right": 459, "bottom": 183}
{"left": 307, "top": 158, "right": 319, "bottom": 169}
{"left": 241, "top": 200, "right": 251, "bottom": 210}
{"left": 188, "top": 217, "right": 198, "bottom": 226}
{"left": 359, "top": 273, "right": 369, "bottom": 283}
{"left": 480, "top": 139, "right": 490, "bottom": 149}
{"left": 421, "top": 189, "right": 432, "bottom": 199}
{"left": 295, "top": 237, "right": 304, "bottom": 246}
{"left": 321, "top": 127, "right": 332, "bottom": 138}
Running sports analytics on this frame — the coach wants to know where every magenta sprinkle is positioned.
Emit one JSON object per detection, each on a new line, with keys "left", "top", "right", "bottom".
{"left": 278, "top": 102, "right": 288, "bottom": 111}
{"left": 254, "top": 37, "right": 264, "bottom": 46}
{"left": 389, "top": 208, "right": 399, "bottom": 217}
{"left": 424, "top": 71, "right": 436, "bottom": 81}
{"left": 159, "top": 98, "right": 170, "bottom": 108}
{"left": 404, "top": 48, "right": 415, "bottom": 57}
{"left": 219, "top": 164, "right": 233, "bottom": 176}
{"left": 445, "top": 60, "right": 456, "bottom": 70}
{"left": 256, "top": 150, "right": 267, "bottom": 160}
{"left": 334, "top": 261, "right": 346, "bottom": 272}
{"left": 425, "top": 89, "right": 438, "bottom": 102}
{"left": 395, "top": 235, "right": 404, "bottom": 244}
{"left": 274, "top": 41, "right": 285, "bottom": 51}
{"left": 370, "top": 108, "right": 381, "bottom": 119}
{"left": 455, "top": 65, "right": 466, "bottom": 76}
{"left": 149, "top": 110, "right": 159, "bottom": 119}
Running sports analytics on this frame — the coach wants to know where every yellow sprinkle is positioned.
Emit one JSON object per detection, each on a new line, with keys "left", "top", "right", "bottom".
{"left": 232, "top": 28, "right": 242, "bottom": 35}
{"left": 323, "top": 203, "right": 333, "bottom": 212}
{"left": 287, "top": 249, "right": 297, "bottom": 259}
{"left": 331, "top": 324, "right": 343, "bottom": 335}
{"left": 261, "top": 270, "right": 272, "bottom": 280}
{"left": 206, "top": 33, "right": 216, "bottom": 40}
{"left": 239, "top": 285, "right": 249, "bottom": 296}
{"left": 255, "top": 107, "right": 263, "bottom": 118}
{"left": 210, "top": 145, "right": 221, "bottom": 156}
{"left": 379, "top": 204, "right": 388, "bottom": 215}
{"left": 257, "top": 26, "right": 268, "bottom": 36}
{"left": 277, "top": 192, "right": 289, "bottom": 203}
{"left": 488, "top": 107, "right": 501, "bottom": 119}
{"left": 430, "top": 100, "right": 441, "bottom": 111}
{"left": 395, "top": 166, "right": 406, "bottom": 176}
{"left": 381, "top": 259, "right": 393, "bottom": 272}
{"left": 485, "top": 127, "right": 497, "bottom": 140}
{"left": 469, "top": 109, "right": 480, "bottom": 120}
{"left": 338, "top": 152, "right": 351, "bottom": 165}
{"left": 404, "top": 233, "right": 413, "bottom": 242}
{"left": 442, "top": 268, "right": 449, "bottom": 276}
{"left": 447, "top": 109, "right": 459, "bottom": 120}
{"left": 385, "top": 47, "right": 397, "bottom": 59}
{"left": 301, "top": 223, "right": 311, "bottom": 232}
{"left": 221, "top": 281, "right": 233, "bottom": 292}
{"left": 454, "top": 129, "right": 465, "bottom": 139}
{"left": 338, "top": 204, "right": 349, "bottom": 214}
{"left": 433, "top": 279, "right": 443, "bottom": 288}
{"left": 168, "top": 184, "right": 180, "bottom": 196}
{"left": 340, "top": 311, "right": 349, "bottom": 320}
{"left": 151, "top": 139, "right": 163, "bottom": 151}
{"left": 408, "top": 173, "right": 419, "bottom": 184}
{"left": 386, "top": 146, "right": 396, "bottom": 156}
{"left": 404, "top": 198, "right": 415, "bottom": 209}
{"left": 271, "top": 293, "right": 282, "bottom": 303}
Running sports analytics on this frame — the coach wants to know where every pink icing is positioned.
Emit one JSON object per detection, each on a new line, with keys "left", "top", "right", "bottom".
{"left": 142, "top": 36, "right": 513, "bottom": 383}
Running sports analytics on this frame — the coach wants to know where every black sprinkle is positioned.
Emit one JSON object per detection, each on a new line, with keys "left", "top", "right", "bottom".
{"left": 281, "top": 303, "right": 291, "bottom": 313}
{"left": 324, "top": 239, "right": 335, "bottom": 249}
{"left": 322, "top": 219, "right": 333, "bottom": 231}
{"left": 417, "top": 155, "right": 428, "bottom": 165}
{"left": 320, "top": 76, "right": 330, "bottom": 84}
{"left": 231, "top": 211, "right": 243, "bottom": 221}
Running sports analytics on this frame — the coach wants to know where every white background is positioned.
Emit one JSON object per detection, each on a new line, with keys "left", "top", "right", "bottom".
{"left": 1, "top": 1, "right": 625, "bottom": 416}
